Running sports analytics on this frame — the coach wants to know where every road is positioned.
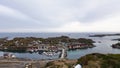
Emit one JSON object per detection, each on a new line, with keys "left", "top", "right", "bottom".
{"left": 0, "top": 58, "right": 48, "bottom": 68}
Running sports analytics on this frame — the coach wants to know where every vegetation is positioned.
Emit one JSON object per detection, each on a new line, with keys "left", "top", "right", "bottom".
{"left": 0, "top": 36, "right": 94, "bottom": 46}
{"left": 0, "top": 36, "right": 95, "bottom": 52}
{"left": 77, "top": 53, "right": 120, "bottom": 68}
{"left": 45, "top": 59, "right": 77, "bottom": 68}
{"left": 45, "top": 53, "right": 120, "bottom": 68}
{"left": 77, "top": 38, "right": 94, "bottom": 45}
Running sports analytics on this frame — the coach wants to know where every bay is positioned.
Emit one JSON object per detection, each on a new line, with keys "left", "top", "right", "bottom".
{"left": 0, "top": 32, "right": 120, "bottom": 60}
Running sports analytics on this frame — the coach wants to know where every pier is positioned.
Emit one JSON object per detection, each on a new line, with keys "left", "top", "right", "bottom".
{"left": 59, "top": 48, "right": 67, "bottom": 59}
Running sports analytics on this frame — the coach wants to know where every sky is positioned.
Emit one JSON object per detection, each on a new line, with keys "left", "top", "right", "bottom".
{"left": 0, "top": 0, "right": 120, "bottom": 32}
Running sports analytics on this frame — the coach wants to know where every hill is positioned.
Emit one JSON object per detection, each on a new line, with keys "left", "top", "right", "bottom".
{"left": 77, "top": 53, "right": 120, "bottom": 68}
{"left": 45, "top": 53, "right": 120, "bottom": 68}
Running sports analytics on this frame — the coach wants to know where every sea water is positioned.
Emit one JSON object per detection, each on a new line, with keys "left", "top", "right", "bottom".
{"left": 0, "top": 32, "right": 120, "bottom": 60}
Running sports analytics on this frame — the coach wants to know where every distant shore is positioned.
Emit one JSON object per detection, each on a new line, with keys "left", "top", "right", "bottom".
{"left": 89, "top": 33, "right": 120, "bottom": 37}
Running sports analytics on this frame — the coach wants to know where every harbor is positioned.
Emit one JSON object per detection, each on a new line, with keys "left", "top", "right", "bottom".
{"left": 0, "top": 33, "right": 120, "bottom": 60}
{"left": 0, "top": 35, "right": 95, "bottom": 60}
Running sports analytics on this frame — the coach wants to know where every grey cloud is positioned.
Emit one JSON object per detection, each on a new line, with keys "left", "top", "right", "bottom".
{"left": 0, "top": 0, "right": 120, "bottom": 32}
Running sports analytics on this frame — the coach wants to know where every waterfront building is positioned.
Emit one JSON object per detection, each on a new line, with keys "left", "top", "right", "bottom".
{"left": 67, "top": 43, "right": 87, "bottom": 50}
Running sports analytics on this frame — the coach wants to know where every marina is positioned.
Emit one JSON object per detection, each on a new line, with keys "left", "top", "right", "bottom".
{"left": 0, "top": 33, "right": 120, "bottom": 60}
{"left": 1, "top": 0, "right": 120, "bottom": 67}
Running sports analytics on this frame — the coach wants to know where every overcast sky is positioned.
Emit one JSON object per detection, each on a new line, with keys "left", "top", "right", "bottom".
{"left": 0, "top": 0, "right": 120, "bottom": 32}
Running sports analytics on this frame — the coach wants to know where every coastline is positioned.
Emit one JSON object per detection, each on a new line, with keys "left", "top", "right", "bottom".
{"left": 0, "top": 33, "right": 120, "bottom": 60}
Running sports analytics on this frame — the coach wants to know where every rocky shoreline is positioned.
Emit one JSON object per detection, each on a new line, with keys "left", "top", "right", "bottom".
{"left": 112, "top": 43, "right": 120, "bottom": 49}
{"left": 0, "top": 36, "right": 95, "bottom": 53}
{"left": 0, "top": 53, "right": 120, "bottom": 68}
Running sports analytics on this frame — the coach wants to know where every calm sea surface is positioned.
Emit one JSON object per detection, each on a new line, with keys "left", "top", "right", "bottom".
{"left": 0, "top": 32, "right": 120, "bottom": 60}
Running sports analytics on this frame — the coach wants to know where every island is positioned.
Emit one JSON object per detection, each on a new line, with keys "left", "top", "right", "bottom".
{"left": 0, "top": 36, "right": 95, "bottom": 53}
{"left": 89, "top": 33, "right": 120, "bottom": 37}
{"left": 112, "top": 43, "right": 120, "bottom": 49}
{"left": 112, "top": 38, "right": 120, "bottom": 41}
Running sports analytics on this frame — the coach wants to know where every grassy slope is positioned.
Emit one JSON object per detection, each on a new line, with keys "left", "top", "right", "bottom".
{"left": 45, "top": 59, "right": 77, "bottom": 68}
{"left": 45, "top": 53, "right": 120, "bottom": 68}
{"left": 77, "top": 53, "right": 120, "bottom": 68}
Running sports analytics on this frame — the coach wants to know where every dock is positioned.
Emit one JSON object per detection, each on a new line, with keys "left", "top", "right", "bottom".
{"left": 59, "top": 48, "right": 67, "bottom": 59}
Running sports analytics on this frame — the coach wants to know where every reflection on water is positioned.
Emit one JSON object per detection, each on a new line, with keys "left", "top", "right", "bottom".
{"left": 0, "top": 33, "right": 120, "bottom": 60}
{"left": 67, "top": 36, "right": 120, "bottom": 59}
